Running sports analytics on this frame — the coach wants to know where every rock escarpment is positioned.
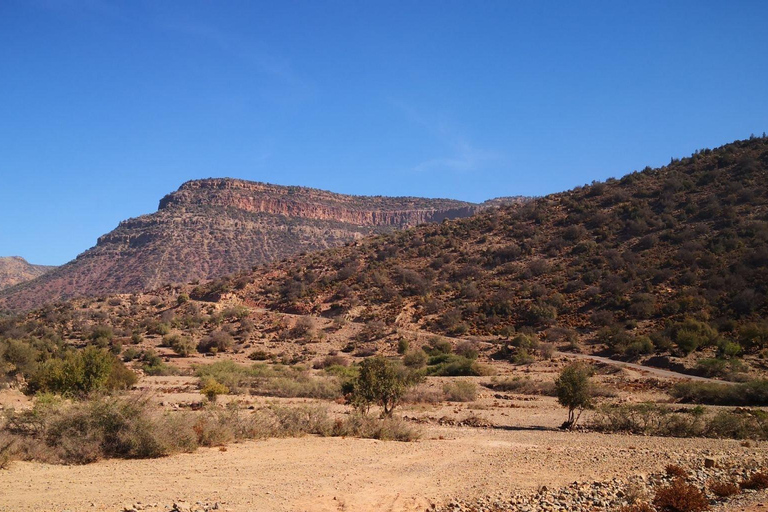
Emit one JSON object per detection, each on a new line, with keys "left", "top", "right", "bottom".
{"left": 0, "top": 179, "right": 507, "bottom": 311}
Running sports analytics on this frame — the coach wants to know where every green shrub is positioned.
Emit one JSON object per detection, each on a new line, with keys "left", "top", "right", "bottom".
{"left": 138, "top": 349, "right": 178, "bottom": 376}
{"left": 200, "top": 378, "right": 229, "bottom": 401}
{"left": 427, "top": 355, "right": 485, "bottom": 376}
{"left": 164, "top": 334, "right": 195, "bottom": 357}
{"left": 29, "top": 346, "right": 136, "bottom": 396}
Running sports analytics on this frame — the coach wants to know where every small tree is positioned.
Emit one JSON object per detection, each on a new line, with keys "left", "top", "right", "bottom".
{"left": 555, "top": 362, "right": 594, "bottom": 429}
{"left": 351, "top": 356, "right": 420, "bottom": 416}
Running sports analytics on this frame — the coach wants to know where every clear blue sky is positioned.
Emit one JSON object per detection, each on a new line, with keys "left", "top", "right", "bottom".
{"left": 1, "top": 1, "right": 767, "bottom": 265}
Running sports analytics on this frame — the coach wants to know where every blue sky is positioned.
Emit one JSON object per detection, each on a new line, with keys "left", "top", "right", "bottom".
{"left": 1, "top": 1, "right": 767, "bottom": 265}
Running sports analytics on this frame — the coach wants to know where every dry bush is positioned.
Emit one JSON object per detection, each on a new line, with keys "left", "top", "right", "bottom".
{"left": 443, "top": 380, "right": 478, "bottom": 402}
{"left": 665, "top": 464, "right": 688, "bottom": 479}
{"left": 652, "top": 478, "right": 709, "bottom": 512}
{"left": 708, "top": 479, "right": 740, "bottom": 498}
{"left": 485, "top": 376, "right": 556, "bottom": 396}
{"left": 740, "top": 471, "right": 768, "bottom": 490}
{"left": 617, "top": 504, "right": 654, "bottom": 512}
{"left": 403, "top": 384, "right": 444, "bottom": 404}
{"left": 2, "top": 398, "right": 421, "bottom": 466}
{"left": 0, "top": 433, "right": 14, "bottom": 469}
{"left": 336, "top": 413, "right": 420, "bottom": 441}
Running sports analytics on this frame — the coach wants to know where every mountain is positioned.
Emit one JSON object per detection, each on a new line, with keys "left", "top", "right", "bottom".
{"left": 5, "top": 137, "right": 768, "bottom": 376}
{"left": 220, "top": 136, "right": 766, "bottom": 369}
{"left": 0, "top": 257, "right": 55, "bottom": 291}
{"left": 0, "top": 179, "right": 517, "bottom": 312}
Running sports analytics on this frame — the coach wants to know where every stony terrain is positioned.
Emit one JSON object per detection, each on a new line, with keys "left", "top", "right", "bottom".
{"left": 0, "top": 256, "right": 54, "bottom": 291}
{"left": 0, "top": 179, "right": 524, "bottom": 312}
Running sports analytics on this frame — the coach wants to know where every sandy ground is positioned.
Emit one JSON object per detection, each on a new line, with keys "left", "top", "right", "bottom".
{"left": 1, "top": 419, "right": 765, "bottom": 512}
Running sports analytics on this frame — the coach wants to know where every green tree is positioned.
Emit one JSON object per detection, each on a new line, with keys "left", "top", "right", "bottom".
{"left": 351, "top": 356, "right": 420, "bottom": 416}
{"left": 554, "top": 362, "right": 594, "bottom": 429}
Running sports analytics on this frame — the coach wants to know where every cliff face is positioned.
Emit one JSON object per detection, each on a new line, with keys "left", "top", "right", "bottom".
{"left": 0, "top": 179, "right": 498, "bottom": 312}
{"left": 0, "top": 257, "right": 55, "bottom": 291}
{"left": 156, "top": 179, "right": 482, "bottom": 227}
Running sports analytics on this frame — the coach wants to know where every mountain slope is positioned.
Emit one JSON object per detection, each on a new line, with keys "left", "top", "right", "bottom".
{"left": 0, "top": 257, "right": 55, "bottom": 291}
{"left": 222, "top": 137, "right": 768, "bottom": 362}
{"left": 0, "top": 179, "right": 518, "bottom": 312}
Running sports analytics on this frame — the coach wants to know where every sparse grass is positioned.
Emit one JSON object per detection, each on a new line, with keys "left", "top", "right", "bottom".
{"left": 0, "top": 394, "right": 420, "bottom": 466}
{"left": 484, "top": 376, "right": 556, "bottom": 396}
{"left": 671, "top": 380, "right": 768, "bottom": 406}
{"left": 193, "top": 361, "right": 343, "bottom": 399}
{"left": 0, "top": 433, "right": 13, "bottom": 469}
{"left": 590, "top": 403, "right": 768, "bottom": 440}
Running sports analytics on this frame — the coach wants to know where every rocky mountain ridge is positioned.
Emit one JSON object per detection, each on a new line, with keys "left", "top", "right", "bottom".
{"left": 0, "top": 257, "right": 55, "bottom": 291}
{"left": 0, "top": 179, "right": 521, "bottom": 312}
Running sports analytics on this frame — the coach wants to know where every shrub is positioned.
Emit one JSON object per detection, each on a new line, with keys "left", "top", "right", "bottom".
{"left": 617, "top": 504, "right": 654, "bottom": 512}
{"left": 165, "top": 334, "right": 195, "bottom": 357}
{"left": 403, "top": 349, "right": 427, "bottom": 368}
{"left": 313, "top": 355, "right": 348, "bottom": 369}
{"left": 0, "top": 434, "right": 13, "bottom": 469}
{"left": 427, "top": 355, "right": 485, "bottom": 376}
{"left": 396, "top": 338, "right": 409, "bottom": 355}
{"left": 288, "top": 317, "right": 316, "bottom": 340}
{"left": 740, "top": 471, "right": 768, "bottom": 490}
{"left": 426, "top": 337, "right": 452, "bottom": 355}
{"left": 29, "top": 346, "right": 136, "bottom": 396}
{"left": 248, "top": 350, "right": 271, "bottom": 361}
{"left": 200, "top": 378, "right": 229, "bottom": 402}
{"left": 443, "top": 380, "right": 478, "bottom": 402}
{"left": 555, "top": 362, "right": 594, "bottom": 428}
{"left": 197, "top": 331, "right": 234, "bottom": 354}
{"left": 708, "top": 479, "right": 740, "bottom": 498}
{"left": 357, "top": 320, "right": 388, "bottom": 342}
{"left": 671, "top": 380, "right": 768, "bottom": 406}
{"left": 652, "top": 479, "right": 709, "bottom": 512}
{"left": 666, "top": 464, "right": 688, "bottom": 479}
{"left": 590, "top": 403, "right": 768, "bottom": 440}
{"left": 485, "top": 377, "right": 556, "bottom": 396}
{"left": 3, "top": 395, "right": 196, "bottom": 464}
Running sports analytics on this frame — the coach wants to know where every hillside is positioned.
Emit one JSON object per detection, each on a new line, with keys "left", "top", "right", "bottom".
{"left": 222, "top": 136, "right": 767, "bottom": 372}
{"left": 0, "top": 179, "right": 519, "bottom": 312}
{"left": 0, "top": 257, "right": 54, "bottom": 291}
{"left": 4, "top": 137, "right": 767, "bottom": 379}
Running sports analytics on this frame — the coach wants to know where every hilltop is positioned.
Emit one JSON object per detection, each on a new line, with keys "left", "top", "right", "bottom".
{"left": 0, "top": 257, "right": 54, "bottom": 291}
{"left": 0, "top": 180, "right": 519, "bottom": 312}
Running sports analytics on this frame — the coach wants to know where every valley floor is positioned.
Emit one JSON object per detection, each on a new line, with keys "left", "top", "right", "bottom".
{"left": 1, "top": 413, "right": 766, "bottom": 512}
